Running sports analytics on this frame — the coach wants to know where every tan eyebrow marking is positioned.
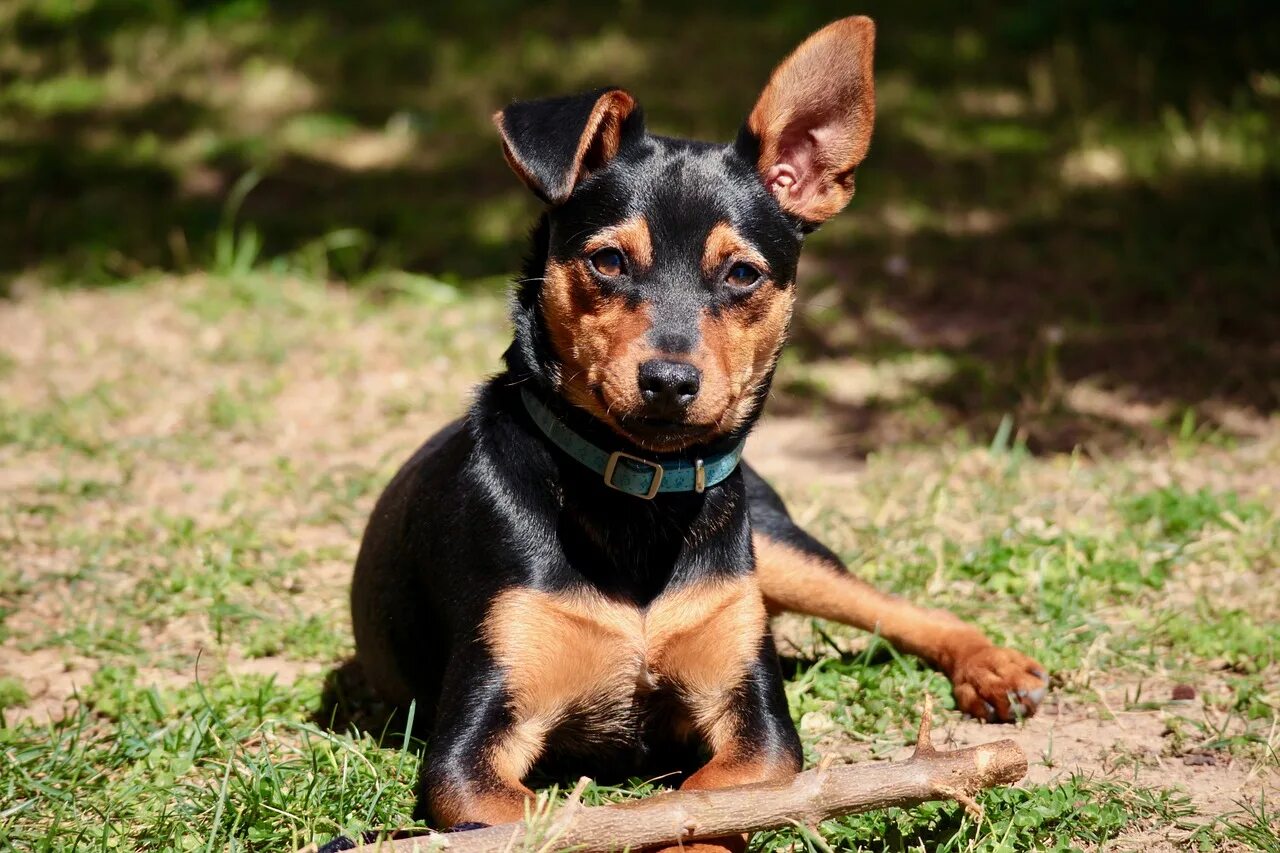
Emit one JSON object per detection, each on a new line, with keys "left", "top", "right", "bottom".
{"left": 702, "top": 221, "right": 770, "bottom": 279}
{"left": 583, "top": 216, "right": 653, "bottom": 270}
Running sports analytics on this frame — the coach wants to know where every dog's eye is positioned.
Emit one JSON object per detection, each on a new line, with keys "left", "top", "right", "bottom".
{"left": 589, "top": 248, "right": 626, "bottom": 277}
{"left": 725, "top": 262, "right": 761, "bottom": 288}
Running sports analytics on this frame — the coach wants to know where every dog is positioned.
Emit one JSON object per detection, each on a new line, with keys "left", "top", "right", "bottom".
{"left": 350, "top": 16, "right": 1047, "bottom": 848}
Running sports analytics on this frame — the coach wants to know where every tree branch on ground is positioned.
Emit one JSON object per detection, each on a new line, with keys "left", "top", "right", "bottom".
{"left": 323, "top": 699, "right": 1027, "bottom": 853}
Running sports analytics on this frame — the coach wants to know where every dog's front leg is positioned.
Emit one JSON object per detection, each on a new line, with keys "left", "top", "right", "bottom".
{"left": 413, "top": 648, "right": 537, "bottom": 828}
{"left": 753, "top": 532, "right": 1048, "bottom": 722}
{"left": 654, "top": 638, "right": 803, "bottom": 853}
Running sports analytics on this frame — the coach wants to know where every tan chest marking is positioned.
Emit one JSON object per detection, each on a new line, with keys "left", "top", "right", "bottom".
{"left": 482, "top": 577, "right": 767, "bottom": 780}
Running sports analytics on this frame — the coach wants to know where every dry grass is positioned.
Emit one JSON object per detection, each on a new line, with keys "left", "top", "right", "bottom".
{"left": 1, "top": 272, "right": 1276, "bottom": 850}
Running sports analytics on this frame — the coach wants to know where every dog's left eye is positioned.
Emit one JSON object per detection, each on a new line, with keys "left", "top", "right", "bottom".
{"left": 725, "top": 262, "right": 761, "bottom": 288}
{"left": 589, "top": 248, "right": 626, "bottom": 277}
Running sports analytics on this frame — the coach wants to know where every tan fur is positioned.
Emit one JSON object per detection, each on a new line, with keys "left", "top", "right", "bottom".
{"left": 570, "top": 89, "right": 636, "bottom": 192}
{"left": 427, "top": 785, "right": 533, "bottom": 828}
{"left": 644, "top": 577, "right": 768, "bottom": 753}
{"left": 622, "top": 220, "right": 795, "bottom": 438}
{"left": 747, "top": 16, "right": 876, "bottom": 223}
{"left": 752, "top": 533, "right": 986, "bottom": 672}
{"left": 541, "top": 256, "right": 653, "bottom": 423}
{"left": 483, "top": 587, "right": 645, "bottom": 783}
{"left": 682, "top": 755, "right": 791, "bottom": 790}
{"left": 584, "top": 216, "right": 653, "bottom": 271}
{"left": 701, "top": 221, "right": 769, "bottom": 280}
{"left": 695, "top": 277, "right": 794, "bottom": 435}
{"left": 542, "top": 219, "right": 794, "bottom": 453}
{"left": 655, "top": 751, "right": 799, "bottom": 853}
{"left": 482, "top": 577, "right": 766, "bottom": 778}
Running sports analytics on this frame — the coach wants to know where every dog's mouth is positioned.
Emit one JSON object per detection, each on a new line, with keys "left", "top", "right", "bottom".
{"left": 614, "top": 415, "right": 721, "bottom": 452}
{"left": 582, "top": 382, "right": 739, "bottom": 454}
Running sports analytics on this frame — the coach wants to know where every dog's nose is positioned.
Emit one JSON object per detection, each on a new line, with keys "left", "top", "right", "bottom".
{"left": 638, "top": 359, "right": 701, "bottom": 417}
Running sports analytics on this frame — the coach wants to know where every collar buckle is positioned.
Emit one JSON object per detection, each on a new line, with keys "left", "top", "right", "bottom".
{"left": 603, "top": 450, "right": 664, "bottom": 499}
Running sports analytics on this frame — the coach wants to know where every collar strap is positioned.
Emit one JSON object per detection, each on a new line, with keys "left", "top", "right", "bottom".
{"left": 520, "top": 388, "right": 744, "bottom": 499}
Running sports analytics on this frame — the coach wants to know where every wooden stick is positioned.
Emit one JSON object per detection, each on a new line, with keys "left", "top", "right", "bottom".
{"left": 338, "top": 701, "right": 1026, "bottom": 853}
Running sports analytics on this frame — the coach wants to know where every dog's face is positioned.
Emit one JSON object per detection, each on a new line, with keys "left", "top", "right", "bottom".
{"left": 532, "top": 134, "right": 804, "bottom": 454}
{"left": 498, "top": 18, "right": 876, "bottom": 453}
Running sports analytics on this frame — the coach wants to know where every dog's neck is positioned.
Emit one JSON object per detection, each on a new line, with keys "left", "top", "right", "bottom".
{"left": 514, "top": 376, "right": 751, "bottom": 463}
{"left": 487, "top": 372, "right": 753, "bottom": 603}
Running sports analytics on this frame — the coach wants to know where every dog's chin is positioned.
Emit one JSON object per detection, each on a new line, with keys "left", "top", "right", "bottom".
{"left": 612, "top": 415, "right": 723, "bottom": 455}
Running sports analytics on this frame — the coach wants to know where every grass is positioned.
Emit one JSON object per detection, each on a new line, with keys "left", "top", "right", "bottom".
{"left": 2, "top": 0, "right": 1279, "bottom": 850}
{"left": 5, "top": 0, "right": 1279, "bottom": 451}
{"left": 1, "top": 272, "right": 1277, "bottom": 851}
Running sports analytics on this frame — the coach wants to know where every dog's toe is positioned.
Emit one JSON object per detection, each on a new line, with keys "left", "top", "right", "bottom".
{"left": 948, "top": 645, "right": 1049, "bottom": 723}
{"left": 1018, "top": 685, "right": 1047, "bottom": 705}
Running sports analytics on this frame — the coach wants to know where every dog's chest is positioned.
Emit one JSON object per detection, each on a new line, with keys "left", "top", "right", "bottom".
{"left": 483, "top": 577, "right": 766, "bottom": 746}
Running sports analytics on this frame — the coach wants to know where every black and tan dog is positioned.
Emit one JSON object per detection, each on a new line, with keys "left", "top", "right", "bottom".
{"left": 351, "top": 16, "right": 1047, "bottom": 846}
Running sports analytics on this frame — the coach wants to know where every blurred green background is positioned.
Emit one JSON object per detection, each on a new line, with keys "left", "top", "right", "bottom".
{"left": 3, "top": 0, "right": 1278, "bottom": 448}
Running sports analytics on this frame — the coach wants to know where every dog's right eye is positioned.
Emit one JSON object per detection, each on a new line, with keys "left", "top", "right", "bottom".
{"left": 589, "top": 248, "right": 626, "bottom": 277}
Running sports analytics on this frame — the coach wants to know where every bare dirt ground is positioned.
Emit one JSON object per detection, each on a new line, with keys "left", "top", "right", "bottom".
{"left": 1, "top": 279, "right": 1276, "bottom": 849}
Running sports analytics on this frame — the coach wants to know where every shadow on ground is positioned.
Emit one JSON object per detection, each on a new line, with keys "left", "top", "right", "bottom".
{"left": 3, "top": 0, "right": 1278, "bottom": 450}
{"left": 313, "top": 657, "right": 422, "bottom": 744}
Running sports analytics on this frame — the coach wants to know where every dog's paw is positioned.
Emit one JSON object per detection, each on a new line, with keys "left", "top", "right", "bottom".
{"left": 948, "top": 645, "right": 1048, "bottom": 722}
{"left": 313, "top": 832, "right": 378, "bottom": 853}
{"left": 651, "top": 840, "right": 745, "bottom": 853}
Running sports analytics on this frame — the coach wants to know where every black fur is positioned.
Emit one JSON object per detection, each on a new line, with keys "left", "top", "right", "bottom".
{"left": 337, "top": 24, "right": 1053, "bottom": 839}
{"left": 352, "top": 88, "right": 828, "bottom": 825}
{"left": 496, "top": 87, "right": 645, "bottom": 203}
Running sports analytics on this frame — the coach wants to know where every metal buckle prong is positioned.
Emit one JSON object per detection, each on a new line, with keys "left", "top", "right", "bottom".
{"left": 604, "top": 451, "right": 664, "bottom": 499}
{"left": 694, "top": 459, "right": 706, "bottom": 493}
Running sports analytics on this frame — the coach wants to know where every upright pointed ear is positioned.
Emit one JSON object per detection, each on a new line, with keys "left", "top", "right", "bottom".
{"left": 742, "top": 16, "right": 876, "bottom": 224}
{"left": 493, "top": 87, "right": 640, "bottom": 204}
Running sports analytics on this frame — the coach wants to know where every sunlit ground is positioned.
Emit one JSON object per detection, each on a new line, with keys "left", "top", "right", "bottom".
{"left": 1, "top": 1, "right": 1277, "bottom": 849}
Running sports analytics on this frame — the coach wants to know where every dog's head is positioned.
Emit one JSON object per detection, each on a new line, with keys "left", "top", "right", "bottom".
{"left": 501, "top": 17, "right": 875, "bottom": 453}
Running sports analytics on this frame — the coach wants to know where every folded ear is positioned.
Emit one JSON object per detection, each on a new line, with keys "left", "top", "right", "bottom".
{"left": 493, "top": 87, "right": 640, "bottom": 204}
{"left": 742, "top": 16, "right": 876, "bottom": 224}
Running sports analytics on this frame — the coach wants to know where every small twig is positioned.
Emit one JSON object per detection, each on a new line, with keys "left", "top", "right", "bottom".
{"left": 564, "top": 776, "right": 590, "bottom": 808}
{"left": 914, "top": 694, "right": 937, "bottom": 757}
{"left": 532, "top": 777, "right": 591, "bottom": 853}
{"left": 937, "top": 785, "right": 984, "bottom": 818}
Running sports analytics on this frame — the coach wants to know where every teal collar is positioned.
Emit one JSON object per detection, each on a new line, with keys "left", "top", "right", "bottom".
{"left": 520, "top": 388, "right": 744, "bottom": 499}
